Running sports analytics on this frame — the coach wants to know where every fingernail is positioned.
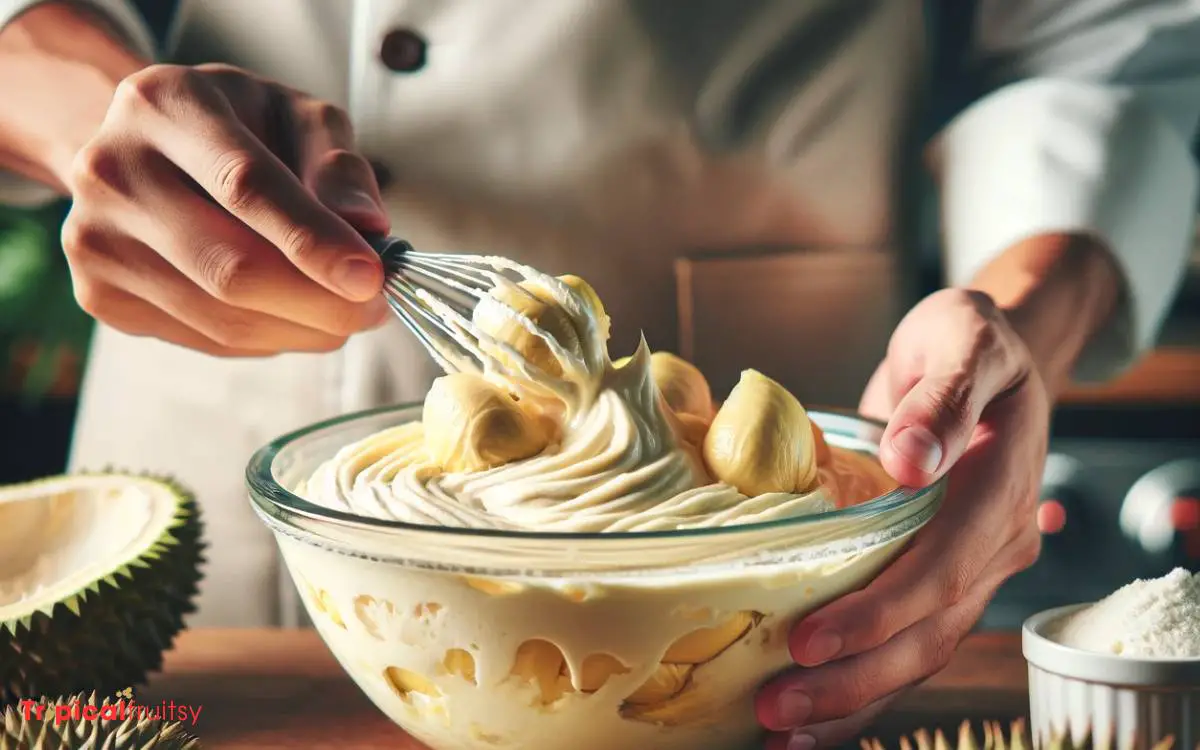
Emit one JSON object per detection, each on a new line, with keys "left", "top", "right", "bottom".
{"left": 335, "top": 258, "right": 381, "bottom": 300}
{"left": 776, "top": 689, "right": 812, "bottom": 727}
{"left": 789, "top": 732, "right": 816, "bottom": 750}
{"left": 804, "top": 629, "right": 843, "bottom": 664}
{"left": 331, "top": 189, "right": 382, "bottom": 215}
{"left": 891, "top": 425, "right": 942, "bottom": 474}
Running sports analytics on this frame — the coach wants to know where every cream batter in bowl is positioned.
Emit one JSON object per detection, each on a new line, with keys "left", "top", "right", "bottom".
{"left": 247, "top": 404, "right": 944, "bottom": 750}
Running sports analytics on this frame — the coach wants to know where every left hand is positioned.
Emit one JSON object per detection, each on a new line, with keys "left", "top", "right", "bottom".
{"left": 756, "top": 288, "right": 1051, "bottom": 749}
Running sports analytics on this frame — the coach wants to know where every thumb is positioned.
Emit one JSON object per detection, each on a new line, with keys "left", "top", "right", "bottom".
{"left": 880, "top": 374, "right": 983, "bottom": 487}
{"left": 878, "top": 293, "right": 1030, "bottom": 486}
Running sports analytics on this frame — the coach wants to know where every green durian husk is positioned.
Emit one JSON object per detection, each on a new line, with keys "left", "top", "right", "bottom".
{"left": 0, "top": 690, "right": 200, "bottom": 749}
{"left": 0, "top": 471, "right": 206, "bottom": 706}
{"left": 861, "top": 719, "right": 1182, "bottom": 750}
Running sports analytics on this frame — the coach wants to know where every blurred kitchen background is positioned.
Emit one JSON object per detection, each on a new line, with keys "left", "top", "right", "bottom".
{"left": 1, "top": 1, "right": 1198, "bottom": 630}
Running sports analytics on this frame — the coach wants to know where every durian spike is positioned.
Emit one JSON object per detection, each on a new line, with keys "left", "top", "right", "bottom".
{"left": 901, "top": 736, "right": 914, "bottom": 750}
{"left": 1009, "top": 719, "right": 1029, "bottom": 750}
{"left": 960, "top": 720, "right": 979, "bottom": 750}
{"left": 915, "top": 728, "right": 934, "bottom": 750}
{"left": 998, "top": 721, "right": 1013, "bottom": 750}
{"left": 935, "top": 729, "right": 952, "bottom": 750}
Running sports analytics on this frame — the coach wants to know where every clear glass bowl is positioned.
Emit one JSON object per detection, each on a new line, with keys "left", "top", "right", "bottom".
{"left": 247, "top": 404, "right": 946, "bottom": 750}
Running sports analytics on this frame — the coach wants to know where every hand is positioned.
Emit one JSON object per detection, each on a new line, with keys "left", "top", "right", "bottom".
{"left": 60, "top": 63, "right": 392, "bottom": 356}
{"left": 756, "top": 289, "right": 1050, "bottom": 749}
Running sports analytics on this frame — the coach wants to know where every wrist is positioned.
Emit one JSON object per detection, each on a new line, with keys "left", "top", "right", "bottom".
{"left": 0, "top": 1, "right": 147, "bottom": 190}
{"left": 965, "top": 233, "right": 1123, "bottom": 400}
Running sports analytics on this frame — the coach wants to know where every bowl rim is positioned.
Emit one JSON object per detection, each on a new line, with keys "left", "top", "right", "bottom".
{"left": 245, "top": 402, "right": 944, "bottom": 543}
{"left": 1022, "top": 603, "right": 1200, "bottom": 687}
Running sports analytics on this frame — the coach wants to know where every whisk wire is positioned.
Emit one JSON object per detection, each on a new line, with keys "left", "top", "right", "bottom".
{"left": 368, "top": 236, "right": 589, "bottom": 396}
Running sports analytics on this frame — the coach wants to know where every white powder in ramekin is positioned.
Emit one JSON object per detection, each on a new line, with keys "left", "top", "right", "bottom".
{"left": 1051, "top": 568, "right": 1200, "bottom": 658}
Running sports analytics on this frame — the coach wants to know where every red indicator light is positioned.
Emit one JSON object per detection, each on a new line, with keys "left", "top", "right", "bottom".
{"left": 1037, "top": 500, "right": 1067, "bottom": 535}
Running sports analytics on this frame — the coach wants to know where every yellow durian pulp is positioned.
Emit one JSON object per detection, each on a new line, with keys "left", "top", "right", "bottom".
{"left": 472, "top": 281, "right": 581, "bottom": 377}
{"left": 702, "top": 369, "right": 819, "bottom": 496}
{"left": 422, "top": 373, "right": 551, "bottom": 472}
{"left": 471, "top": 274, "right": 607, "bottom": 376}
{"left": 522, "top": 273, "right": 610, "bottom": 343}
{"left": 648, "top": 351, "right": 715, "bottom": 421}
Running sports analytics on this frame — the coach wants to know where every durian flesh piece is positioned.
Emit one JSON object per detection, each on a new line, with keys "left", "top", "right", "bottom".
{"left": 648, "top": 352, "right": 714, "bottom": 421}
{"left": 508, "top": 639, "right": 570, "bottom": 706}
{"left": 0, "top": 473, "right": 204, "bottom": 705}
{"left": 472, "top": 275, "right": 598, "bottom": 377}
{"left": 613, "top": 351, "right": 714, "bottom": 421}
{"left": 522, "top": 274, "right": 610, "bottom": 343}
{"left": 702, "top": 369, "right": 819, "bottom": 496}
{"left": 0, "top": 691, "right": 200, "bottom": 750}
{"left": 661, "top": 611, "right": 760, "bottom": 664}
{"left": 422, "top": 373, "right": 551, "bottom": 472}
{"left": 623, "top": 664, "right": 694, "bottom": 705}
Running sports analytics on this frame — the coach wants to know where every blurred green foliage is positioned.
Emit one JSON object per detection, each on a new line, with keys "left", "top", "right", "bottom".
{"left": 0, "top": 201, "right": 93, "bottom": 402}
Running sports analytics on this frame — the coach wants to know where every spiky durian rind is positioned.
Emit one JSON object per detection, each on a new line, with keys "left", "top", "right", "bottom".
{"left": 860, "top": 719, "right": 1183, "bottom": 750}
{"left": 0, "top": 470, "right": 206, "bottom": 706}
{"left": 0, "top": 690, "right": 200, "bottom": 749}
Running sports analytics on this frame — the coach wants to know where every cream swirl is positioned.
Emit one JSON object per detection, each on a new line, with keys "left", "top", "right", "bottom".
{"left": 297, "top": 259, "right": 836, "bottom": 531}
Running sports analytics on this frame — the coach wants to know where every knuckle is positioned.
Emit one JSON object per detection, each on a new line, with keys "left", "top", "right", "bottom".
{"left": 69, "top": 144, "right": 127, "bottom": 195}
{"left": 939, "top": 558, "right": 974, "bottom": 605}
{"left": 278, "top": 221, "right": 323, "bottom": 263}
{"left": 194, "top": 243, "right": 253, "bottom": 300}
{"left": 193, "top": 62, "right": 242, "bottom": 78}
{"left": 114, "top": 64, "right": 187, "bottom": 110}
{"left": 320, "top": 148, "right": 372, "bottom": 178}
{"left": 308, "top": 101, "right": 353, "bottom": 137}
{"left": 919, "top": 377, "right": 974, "bottom": 426}
{"left": 925, "top": 621, "right": 960, "bottom": 673}
{"left": 836, "top": 670, "right": 877, "bottom": 715}
{"left": 60, "top": 218, "right": 106, "bottom": 262}
{"left": 849, "top": 606, "right": 893, "bottom": 650}
{"left": 212, "top": 152, "right": 264, "bottom": 213}
{"left": 72, "top": 279, "right": 108, "bottom": 318}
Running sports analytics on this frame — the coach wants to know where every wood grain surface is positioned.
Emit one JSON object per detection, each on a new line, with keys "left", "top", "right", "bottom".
{"left": 138, "top": 629, "right": 1029, "bottom": 749}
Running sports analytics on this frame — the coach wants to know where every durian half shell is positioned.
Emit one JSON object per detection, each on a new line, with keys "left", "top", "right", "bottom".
{"left": 0, "top": 472, "right": 205, "bottom": 705}
{"left": 0, "top": 690, "right": 200, "bottom": 749}
{"left": 860, "top": 719, "right": 1183, "bottom": 750}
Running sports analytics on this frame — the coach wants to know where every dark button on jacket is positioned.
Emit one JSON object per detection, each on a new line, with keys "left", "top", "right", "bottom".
{"left": 379, "top": 28, "right": 427, "bottom": 72}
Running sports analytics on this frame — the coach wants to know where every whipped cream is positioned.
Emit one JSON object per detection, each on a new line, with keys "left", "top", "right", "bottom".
{"left": 297, "top": 259, "right": 837, "bottom": 532}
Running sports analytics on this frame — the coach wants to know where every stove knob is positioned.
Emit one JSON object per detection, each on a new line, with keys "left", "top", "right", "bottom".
{"left": 1037, "top": 454, "right": 1089, "bottom": 539}
{"left": 1119, "top": 459, "right": 1200, "bottom": 557}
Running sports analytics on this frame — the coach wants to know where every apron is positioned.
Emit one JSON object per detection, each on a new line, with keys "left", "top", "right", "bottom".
{"left": 67, "top": 0, "right": 930, "bottom": 626}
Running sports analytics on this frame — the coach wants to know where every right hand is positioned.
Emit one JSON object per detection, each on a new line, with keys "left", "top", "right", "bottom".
{"left": 60, "top": 63, "right": 392, "bottom": 356}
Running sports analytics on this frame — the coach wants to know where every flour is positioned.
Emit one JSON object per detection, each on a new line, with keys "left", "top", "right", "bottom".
{"left": 1051, "top": 567, "right": 1200, "bottom": 658}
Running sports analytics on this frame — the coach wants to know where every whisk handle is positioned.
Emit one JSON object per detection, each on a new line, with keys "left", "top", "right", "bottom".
{"left": 365, "top": 234, "right": 415, "bottom": 269}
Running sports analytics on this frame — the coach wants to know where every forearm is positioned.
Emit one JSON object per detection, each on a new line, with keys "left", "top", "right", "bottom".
{"left": 967, "top": 233, "right": 1122, "bottom": 400}
{"left": 0, "top": 1, "right": 147, "bottom": 192}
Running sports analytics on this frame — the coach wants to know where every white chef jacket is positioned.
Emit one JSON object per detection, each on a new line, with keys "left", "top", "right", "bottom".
{"left": 1, "top": 0, "right": 1197, "bottom": 627}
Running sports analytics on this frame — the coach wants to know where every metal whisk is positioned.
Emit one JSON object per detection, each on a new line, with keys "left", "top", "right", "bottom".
{"left": 366, "top": 235, "right": 588, "bottom": 384}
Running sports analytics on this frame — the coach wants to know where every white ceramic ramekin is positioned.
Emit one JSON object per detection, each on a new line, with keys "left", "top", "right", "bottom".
{"left": 1023, "top": 604, "right": 1200, "bottom": 750}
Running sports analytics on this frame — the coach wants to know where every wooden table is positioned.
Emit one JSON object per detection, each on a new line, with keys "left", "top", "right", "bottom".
{"left": 140, "top": 629, "right": 1029, "bottom": 749}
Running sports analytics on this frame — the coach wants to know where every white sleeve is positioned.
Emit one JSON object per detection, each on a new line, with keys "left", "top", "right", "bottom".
{"left": 0, "top": 0, "right": 156, "bottom": 207}
{"left": 931, "top": 0, "right": 1200, "bottom": 382}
